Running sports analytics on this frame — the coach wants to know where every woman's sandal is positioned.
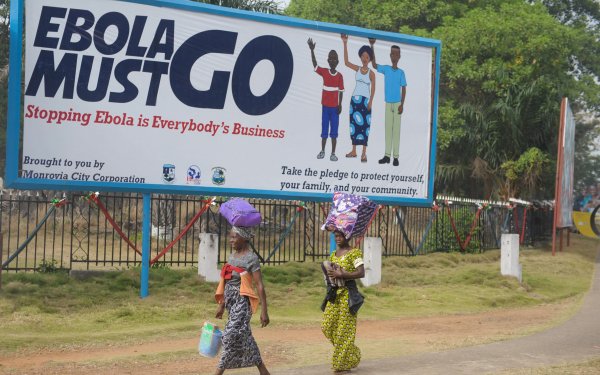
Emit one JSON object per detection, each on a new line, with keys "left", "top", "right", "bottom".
{"left": 346, "top": 152, "right": 357, "bottom": 158}
{"left": 361, "top": 154, "right": 367, "bottom": 163}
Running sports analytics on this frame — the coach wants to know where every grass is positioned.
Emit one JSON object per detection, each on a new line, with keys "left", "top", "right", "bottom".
{"left": 0, "top": 235, "right": 598, "bottom": 356}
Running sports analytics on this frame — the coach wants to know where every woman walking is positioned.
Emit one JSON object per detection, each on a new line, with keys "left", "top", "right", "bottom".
{"left": 341, "top": 33, "right": 376, "bottom": 163}
{"left": 321, "top": 229, "right": 365, "bottom": 373}
{"left": 214, "top": 225, "right": 270, "bottom": 375}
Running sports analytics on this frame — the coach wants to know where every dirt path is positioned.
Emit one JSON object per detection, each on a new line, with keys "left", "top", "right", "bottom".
{"left": 0, "top": 302, "right": 576, "bottom": 375}
{"left": 280, "top": 249, "right": 600, "bottom": 374}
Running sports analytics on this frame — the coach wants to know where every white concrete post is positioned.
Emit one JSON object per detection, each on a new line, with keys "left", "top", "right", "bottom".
{"left": 501, "top": 233, "right": 522, "bottom": 282}
{"left": 361, "top": 237, "right": 382, "bottom": 287}
{"left": 198, "top": 233, "right": 220, "bottom": 282}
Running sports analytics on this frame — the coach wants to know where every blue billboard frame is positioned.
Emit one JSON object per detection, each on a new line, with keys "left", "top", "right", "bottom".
{"left": 7, "top": 0, "right": 441, "bottom": 207}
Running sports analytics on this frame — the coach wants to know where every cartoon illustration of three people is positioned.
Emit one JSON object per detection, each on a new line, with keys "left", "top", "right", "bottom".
{"left": 308, "top": 34, "right": 407, "bottom": 166}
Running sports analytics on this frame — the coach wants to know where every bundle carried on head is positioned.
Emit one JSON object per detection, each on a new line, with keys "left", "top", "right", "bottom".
{"left": 219, "top": 198, "right": 261, "bottom": 238}
{"left": 321, "top": 192, "right": 378, "bottom": 239}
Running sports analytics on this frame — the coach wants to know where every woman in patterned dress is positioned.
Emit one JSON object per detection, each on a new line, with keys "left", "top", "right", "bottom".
{"left": 321, "top": 230, "right": 365, "bottom": 373}
{"left": 341, "top": 33, "right": 376, "bottom": 163}
{"left": 214, "top": 226, "right": 270, "bottom": 375}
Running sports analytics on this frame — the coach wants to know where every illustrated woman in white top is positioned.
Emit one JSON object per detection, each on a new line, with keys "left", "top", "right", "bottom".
{"left": 341, "top": 33, "right": 376, "bottom": 163}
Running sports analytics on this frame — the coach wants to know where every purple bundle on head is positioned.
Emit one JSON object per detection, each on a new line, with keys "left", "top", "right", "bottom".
{"left": 219, "top": 198, "right": 262, "bottom": 227}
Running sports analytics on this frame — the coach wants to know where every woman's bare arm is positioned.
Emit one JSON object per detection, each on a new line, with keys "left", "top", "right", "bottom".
{"left": 341, "top": 34, "right": 359, "bottom": 72}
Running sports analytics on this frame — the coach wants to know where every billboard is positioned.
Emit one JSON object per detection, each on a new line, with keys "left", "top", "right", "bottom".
{"left": 7, "top": 0, "right": 441, "bottom": 205}
{"left": 554, "top": 98, "right": 576, "bottom": 228}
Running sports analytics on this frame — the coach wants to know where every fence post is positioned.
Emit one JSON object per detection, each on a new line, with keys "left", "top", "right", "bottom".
{"left": 198, "top": 233, "right": 220, "bottom": 282}
{"left": 361, "top": 237, "right": 382, "bottom": 287}
{"left": 501, "top": 233, "right": 522, "bottom": 282}
{"left": 140, "top": 194, "right": 151, "bottom": 298}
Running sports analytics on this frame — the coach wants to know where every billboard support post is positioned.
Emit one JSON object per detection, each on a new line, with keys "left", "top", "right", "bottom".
{"left": 140, "top": 193, "right": 151, "bottom": 298}
{"left": 329, "top": 232, "right": 336, "bottom": 255}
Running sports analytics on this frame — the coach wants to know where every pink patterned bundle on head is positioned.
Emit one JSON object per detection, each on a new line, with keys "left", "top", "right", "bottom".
{"left": 322, "top": 192, "right": 378, "bottom": 239}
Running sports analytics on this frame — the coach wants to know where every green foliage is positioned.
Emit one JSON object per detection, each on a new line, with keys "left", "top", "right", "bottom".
{"left": 36, "top": 259, "right": 64, "bottom": 274}
{"left": 573, "top": 115, "right": 600, "bottom": 189}
{"left": 540, "top": 0, "right": 600, "bottom": 27}
{"left": 287, "top": 0, "right": 600, "bottom": 199}
{"left": 193, "top": 0, "right": 282, "bottom": 13}
{"left": 2, "top": 0, "right": 598, "bottom": 194}
{"left": 262, "top": 261, "right": 321, "bottom": 286}
{"left": 432, "top": 2, "right": 599, "bottom": 198}
{"left": 286, "top": 0, "right": 519, "bottom": 32}
{"left": 0, "top": 0, "right": 9, "bottom": 69}
{"left": 150, "top": 262, "right": 170, "bottom": 270}
{"left": 500, "top": 147, "right": 551, "bottom": 199}
{"left": 424, "top": 207, "right": 482, "bottom": 253}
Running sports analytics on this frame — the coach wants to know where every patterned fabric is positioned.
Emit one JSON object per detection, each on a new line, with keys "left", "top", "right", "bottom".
{"left": 321, "top": 248, "right": 363, "bottom": 371}
{"left": 232, "top": 226, "right": 255, "bottom": 239}
{"left": 227, "top": 251, "right": 261, "bottom": 283}
{"left": 349, "top": 95, "right": 371, "bottom": 146}
{"left": 322, "top": 192, "right": 378, "bottom": 239}
{"left": 215, "top": 263, "right": 260, "bottom": 314}
{"left": 217, "top": 282, "right": 263, "bottom": 369}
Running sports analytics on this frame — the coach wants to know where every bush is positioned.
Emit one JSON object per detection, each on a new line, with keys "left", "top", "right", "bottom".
{"left": 424, "top": 207, "right": 482, "bottom": 253}
{"left": 36, "top": 259, "right": 63, "bottom": 273}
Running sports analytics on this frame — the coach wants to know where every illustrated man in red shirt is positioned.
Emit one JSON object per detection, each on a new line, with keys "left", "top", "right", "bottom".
{"left": 308, "top": 38, "right": 345, "bottom": 162}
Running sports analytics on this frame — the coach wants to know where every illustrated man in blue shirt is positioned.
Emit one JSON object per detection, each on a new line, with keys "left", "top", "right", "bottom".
{"left": 369, "top": 38, "right": 407, "bottom": 166}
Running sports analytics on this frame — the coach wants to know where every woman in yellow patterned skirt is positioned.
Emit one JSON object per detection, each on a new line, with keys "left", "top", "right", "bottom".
{"left": 321, "top": 230, "right": 365, "bottom": 373}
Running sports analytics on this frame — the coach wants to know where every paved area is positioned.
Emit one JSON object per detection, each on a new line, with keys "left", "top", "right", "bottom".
{"left": 273, "top": 247, "right": 600, "bottom": 374}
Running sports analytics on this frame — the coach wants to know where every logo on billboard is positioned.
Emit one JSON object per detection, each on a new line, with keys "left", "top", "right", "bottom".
{"left": 162, "top": 164, "right": 175, "bottom": 183}
{"left": 211, "top": 167, "right": 226, "bottom": 185}
{"left": 186, "top": 165, "right": 201, "bottom": 184}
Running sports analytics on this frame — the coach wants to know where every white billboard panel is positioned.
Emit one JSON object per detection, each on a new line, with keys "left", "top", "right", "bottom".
{"left": 7, "top": 0, "right": 441, "bottom": 205}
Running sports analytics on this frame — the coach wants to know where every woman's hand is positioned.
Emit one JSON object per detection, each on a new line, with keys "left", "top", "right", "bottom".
{"left": 341, "top": 33, "right": 348, "bottom": 43}
{"left": 215, "top": 303, "right": 225, "bottom": 319}
{"left": 260, "top": 310, "right": 270, "bottom": 327}
{"left": 253, "top": 270, "right": 270, "bottom": 327}
{"left": 327, "top": 264, "right": 344, "bottom": 279}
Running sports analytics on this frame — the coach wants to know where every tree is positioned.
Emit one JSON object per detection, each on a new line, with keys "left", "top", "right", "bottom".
{"left": 195, "top": 0, "right": 281, "bottom": 13}
{"left": 499, "top": 147, "right": 551, "bottom": 200}
{"left": 433, "top": 2, "right": 599, "bottom": 198}
{"left": 285, "top": 0, "right": 516, "bottom": 32}
{"left": 286, "top": 1, "right": 600, "bottom": 199}
{"left": 573, "top": 114, "right": 600, "bottom": 190}
{"left": 539, "top": 0, "right": 600, "bottom": 26}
